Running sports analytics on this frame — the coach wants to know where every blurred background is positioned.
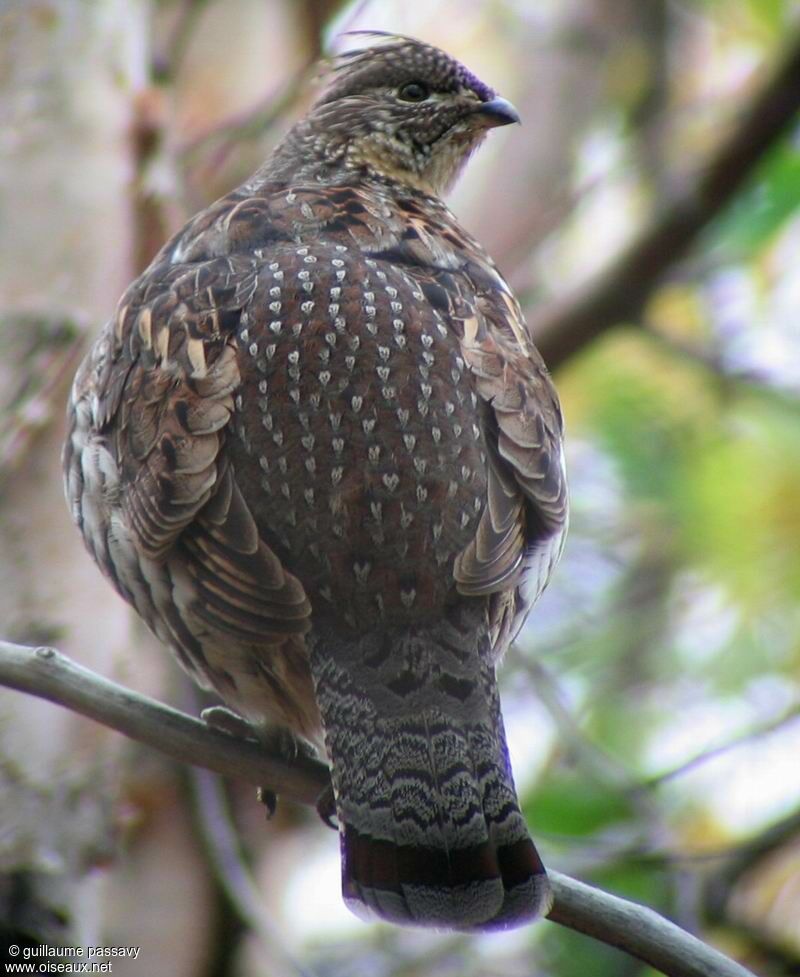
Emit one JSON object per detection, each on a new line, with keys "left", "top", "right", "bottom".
{"left": 1, "top": 1, "right": 800, "bottom": 975}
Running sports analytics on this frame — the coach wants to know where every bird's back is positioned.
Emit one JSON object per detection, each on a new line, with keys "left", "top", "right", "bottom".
{"left": 224, "top": 200, "right": 488, "bottom": 633}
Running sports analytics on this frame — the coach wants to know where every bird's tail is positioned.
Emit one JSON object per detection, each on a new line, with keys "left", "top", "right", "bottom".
{"left": 308, "top": 619, "right": 551, "bottom": 931}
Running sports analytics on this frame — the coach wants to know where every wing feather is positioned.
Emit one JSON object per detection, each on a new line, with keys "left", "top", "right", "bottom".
{"left": 86, "top": 249, "right": 312, "bottom": 639}
{"left": 453, "top": 265, "right": 568, "bottom": 612}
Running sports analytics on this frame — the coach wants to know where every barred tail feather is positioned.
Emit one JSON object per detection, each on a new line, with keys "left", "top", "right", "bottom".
{"left": 341, "top": 815, "right": 550, "bottom": 930}
{"left": 309, "top": 624, "right": 551, "bottom": 930}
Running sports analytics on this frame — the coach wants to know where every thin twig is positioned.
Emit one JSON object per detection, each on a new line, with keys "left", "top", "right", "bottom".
{"left": 508, "top": 647, "right": 635, "bottom": 789}
{"left": 179, "top": 62, "right": 317, "bottom": 163}
{"left": 0, "top": 313, "right": 84, "bottom": 479}
{"left": 646, "top": 701, "right": 800, "bottom": 788}
{"left": 152, "top": 0, "right": 213, "bottom": 83}
{"left": 190, "top": 766, "right": 318, "bottom": 977}
{"left": 704, "top": 808, "right": 800, "bottom": 929}
{"left": 0, "top": 640, "right": 756, "bottom": 977}
{"left": 532, "top": 827, "right": 770, "bottom": 868}
{"left": 645, "top": 329, "right": 800, "bottom": 406}
{"left": 532, "top": 33, "right": 800, "bottom": 371}
{"left": 178, "top": 0, "right": 378, "bottom": 162}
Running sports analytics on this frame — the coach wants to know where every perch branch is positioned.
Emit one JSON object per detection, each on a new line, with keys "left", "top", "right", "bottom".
{"left": 547, "top": 871, "right": 754, "bottom": 977}
{"left": 0, "top": 639, "right": 330, "bottom": 806}
{"left": 532, "top": 33, "right": 800, "bottom": 371}
{"left": 0, "top": 640, "right": 755, "bottom": 977}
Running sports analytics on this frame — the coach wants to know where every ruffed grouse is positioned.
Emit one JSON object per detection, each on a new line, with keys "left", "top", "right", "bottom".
{"left": 64, "top": 35, "right": 568, "bottom": 930}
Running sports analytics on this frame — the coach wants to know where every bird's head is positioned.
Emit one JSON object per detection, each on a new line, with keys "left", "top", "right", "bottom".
{"left": 279, "top": 34, "right": 520, "bottom": 196}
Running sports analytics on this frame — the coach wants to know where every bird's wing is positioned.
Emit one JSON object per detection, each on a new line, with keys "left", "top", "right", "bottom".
{"left": 360, "top": 199, "right": 567, "bottom": 626}
{"left": 70, "top": 242, "right": 311, "bottom": 641}
{"left": 364, "top": 226, "right": 568, "bottom": 635}
{"left": 452, "top": 257, "right": 568, "bottom": 607}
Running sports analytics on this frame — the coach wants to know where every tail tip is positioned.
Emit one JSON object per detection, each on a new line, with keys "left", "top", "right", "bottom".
{"left": 342, "top": 827, "right": 551, "bottom": 931}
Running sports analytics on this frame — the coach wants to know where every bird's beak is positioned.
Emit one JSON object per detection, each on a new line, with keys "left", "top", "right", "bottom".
{"left": 474, "top": 96, "right": 521, "bottom": 128}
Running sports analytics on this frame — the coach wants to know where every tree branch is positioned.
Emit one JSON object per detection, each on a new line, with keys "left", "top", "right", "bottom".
{"left": 532, "top": 33, "right": 800, "bottom": 371}
{"left": 645, "top": 700, "right": 800, "bottom": 789}
{"left": 0, "top": 313, "right": 85, "bottom": 481}
{"left": 547, "top": 871, "right": 754, "bottom": 977}
{"left": 0, "top": 639, "right": 330, "bottom": 806}
{"left": 0, "top": 640, "right": 755, "bottom": 977}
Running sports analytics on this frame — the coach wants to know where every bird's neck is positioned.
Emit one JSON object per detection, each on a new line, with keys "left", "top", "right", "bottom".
{"left": 252, "top": 120, "right": 446, "bottom": 200}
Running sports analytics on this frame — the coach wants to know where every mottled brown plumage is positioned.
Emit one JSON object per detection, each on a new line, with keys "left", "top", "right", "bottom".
{"left": 64, "top": 34, "right": 568, "bottom": 930}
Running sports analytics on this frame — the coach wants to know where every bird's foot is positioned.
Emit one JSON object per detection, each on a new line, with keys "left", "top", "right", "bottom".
{"left": 200, "top": 705, "right": 260, "bottom": 743}
{"left": 262, "top": 726, "right": 318, "bottom": 763}
{"left": 256, "top": 785, "right": 278, "bottom": 819}
{"left": 259, "top": 725, "right": 323, "bottom": 821}
{"left": 254, "top": 729, "right": 319, "bottom": 821}
{"left": 316, "top": 784, "right": 337, "bottom": 830}
{"left": 201, "top": 709, "right": 313, "bottom": 820}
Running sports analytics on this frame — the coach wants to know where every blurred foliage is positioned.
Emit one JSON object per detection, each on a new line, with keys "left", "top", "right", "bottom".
{"left": 296, "top": 0, "right": 800, "bottom": 973}
{"left": 710, "top": 139, "right": 800, "bottom": 259}
{"left": 514, "top": 6, "right": 800, "bottom": 968}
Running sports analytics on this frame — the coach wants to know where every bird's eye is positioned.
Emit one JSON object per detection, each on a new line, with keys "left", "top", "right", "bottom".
{"left": 398, "top": 81, "right": 430, "bottom": 102}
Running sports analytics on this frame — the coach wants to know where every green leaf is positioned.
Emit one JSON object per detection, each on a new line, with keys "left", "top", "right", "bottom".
{"left": 540, "top": 926, "right": 635, "bottom": 977}
{"left": 708, "top": 140, "right": 800, "bottom": 257}
{"left": 524, "top": 770, "right": 634, "bottom": 837}
{"left": 744, "top": 0, "right": 787, "bottom": 33}
{"left": 675, "top": 398, "right": 800, "bottom": 606}
{"left": 591, "top": 861, "right": 670, "bottom": 911}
